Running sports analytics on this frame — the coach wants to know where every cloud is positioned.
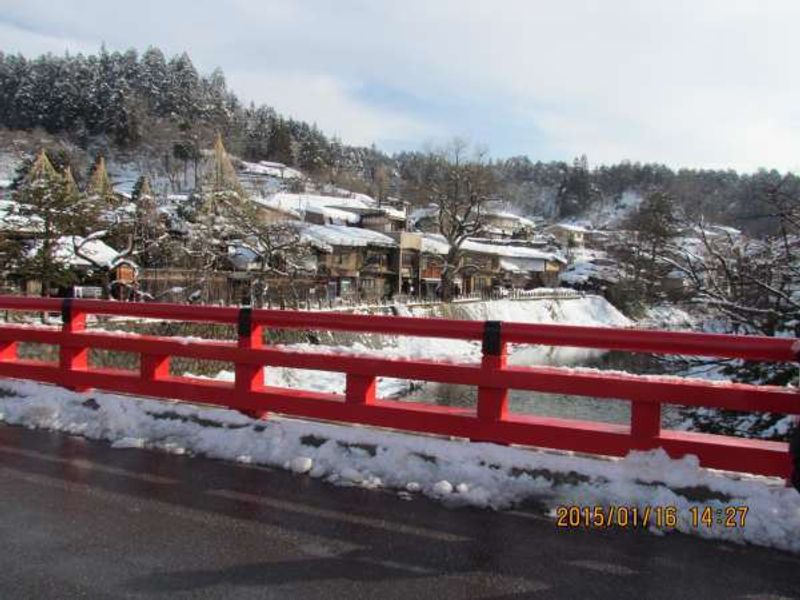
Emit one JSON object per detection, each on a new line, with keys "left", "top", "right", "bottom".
{"left": 225, "top": 68, "right": 444, "bottom": 148}
{"left": 0, "top": 20, "right": 95, "bottom": 56}
{"left": 2, "top": 0, "right": 800, "bottom": 171}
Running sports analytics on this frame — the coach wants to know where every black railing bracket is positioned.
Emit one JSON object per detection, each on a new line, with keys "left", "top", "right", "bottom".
{"left": 482, "top": 320, "right": 503, "bottom": 356}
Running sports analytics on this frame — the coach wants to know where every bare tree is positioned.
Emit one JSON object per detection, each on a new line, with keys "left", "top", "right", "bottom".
{"left": 421, "top": 139, "right": 496, "bottom": 301}
{"left": 665, "top": 224, "right": 800, "bottom": 340}
{"left": 217, "top": 198, "right": 313, "bottom": 307}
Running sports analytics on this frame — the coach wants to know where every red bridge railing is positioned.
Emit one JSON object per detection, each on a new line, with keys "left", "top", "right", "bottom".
{"left": 0, "top": 296, "right": 798, "bottom": 481}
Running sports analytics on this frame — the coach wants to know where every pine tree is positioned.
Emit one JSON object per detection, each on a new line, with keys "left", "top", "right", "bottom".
{"left": 130, "top": 176, "right": 169, "bottom": 268}
{"left": 207, "top": 133, "right": 244, "bottom": 198}
{"left": 86, "top": 155, "right": 117, "bottom": 207}
{"left": 140, "top": 47, "right": 169, "bottom": 114}
{"left": 243, "top": 104, "right": 274, "bottom": 161}
{"left": 267, "top": 119, "right": 294, "bottom": 165}
{"left": 62, "top": 166, "right": 80, "bottom": 202}
{"left": 179, "top": 134, "right": 249, "bottom": 298}
{"left": 16, "top": 150, "right": 98, "bottom": 296}
{"left": 166, "top": 52, "right": 201, "bottom": 121}
{"left": 131, "top": 175, "right": 151, "bottom": 204}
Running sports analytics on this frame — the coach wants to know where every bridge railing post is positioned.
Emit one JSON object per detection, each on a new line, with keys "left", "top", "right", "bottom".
{"left": 140, "top": 353, "right": 170, "bottom": 382}
{"left": 0, "top": 340, "right": 17, "bottom": 362}
{"left": 630, "top": 401, "right": 661, "bottom": 450}
{"left": 477, "top": 321, "right": 508, "bottom": 425}
{"left": 235, "top": 307, "right": 267, "bottom": 419}
{"left": 345, "top": 374, "right": 376, "bottom": 406}
{"left": 59, "top": 298, "right": 90, "bottom": 391}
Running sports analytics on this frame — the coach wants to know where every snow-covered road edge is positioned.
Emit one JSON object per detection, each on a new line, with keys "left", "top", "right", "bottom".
{"left": 1, "top": 378, "right": 798, "bottom": 553}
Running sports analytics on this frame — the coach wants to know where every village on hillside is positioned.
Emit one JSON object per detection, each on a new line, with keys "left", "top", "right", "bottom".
{"left": 0, "top": 134, "right": 750, "bottom": 311}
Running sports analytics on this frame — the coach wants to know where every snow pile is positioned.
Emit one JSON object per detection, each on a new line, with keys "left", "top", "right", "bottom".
{"left": 437, "top": 296, "right": 631, "bottom": 329}
{"left": 560, "top": 259, "right": 620, "bottom": 286}
{"left": 640, "top": 304, "right": 696, "bottom": 330}
{"left": 0, "top": 378, "right": 797, "bottom": 553}
{"left": 398, "top": 296, "right": 630, "bottom": 367}
{"left": 585, "top": 190, "right": 644, "bottom": 228}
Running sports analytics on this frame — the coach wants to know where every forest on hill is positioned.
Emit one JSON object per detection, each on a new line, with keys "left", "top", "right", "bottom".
{"left": 1, "top": 46, "right": 798, "bottom": 236}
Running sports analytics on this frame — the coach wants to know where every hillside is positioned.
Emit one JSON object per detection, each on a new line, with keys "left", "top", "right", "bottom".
{"left": 2, "top": 47, "right": 799, "bottom": 236}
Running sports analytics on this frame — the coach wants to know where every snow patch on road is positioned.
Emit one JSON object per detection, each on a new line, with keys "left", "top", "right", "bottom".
{"left": 0, "top": 379, "right": 797, "bottom": 553}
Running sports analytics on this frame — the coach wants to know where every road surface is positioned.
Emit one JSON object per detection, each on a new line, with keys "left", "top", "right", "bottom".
{"left": 0, "top": 423, "right": 798, "bottom": 599}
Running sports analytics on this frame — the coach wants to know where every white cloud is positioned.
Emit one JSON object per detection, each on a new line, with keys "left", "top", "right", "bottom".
{"left": 0, "top": 21, "right": 95, "bottom": 56}
{"left": 226, "top": 69, "right": 443, "bottom": 148}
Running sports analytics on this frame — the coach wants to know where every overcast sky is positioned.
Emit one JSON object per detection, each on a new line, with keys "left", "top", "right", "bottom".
{"left": 2, "top": 0, "right": 799, "bottom": 172}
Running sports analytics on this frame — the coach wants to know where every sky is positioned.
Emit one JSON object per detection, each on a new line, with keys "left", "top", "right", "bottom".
{"left": 2, "top": 0, "right": 800, "bottom": 172}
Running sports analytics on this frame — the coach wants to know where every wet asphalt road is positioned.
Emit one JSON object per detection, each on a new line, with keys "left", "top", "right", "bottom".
{"left": 0, "top": 423, "right": 798, "bottom": 600}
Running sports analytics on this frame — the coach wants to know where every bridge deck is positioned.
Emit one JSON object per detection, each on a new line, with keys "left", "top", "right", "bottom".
{"left": 0, "top": 422, "right": 797, "bottom": 600}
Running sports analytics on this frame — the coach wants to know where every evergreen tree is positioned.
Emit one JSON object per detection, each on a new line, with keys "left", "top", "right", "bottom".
{"left": 130, "top": 176, "right": 169, "bottom": 268}
{"left": 15, "top": 150, "right": 98, "bottom": 296}
{"left": 206, "top": 133, "right": 244, "bottom": 197}
{"left": 242, "top": 104, "right": 274, "bottom": 161}
{"left": 86, "top": 155, "right": 117, "bottom": 208}
{"left": 130, "top": 175, "right": 150, "bottom": 204}
{"left": 267, "top": 119, "right": 294, "bottom": 165}
{"left": 166, "top": 52, "right": 201, "bottom": 121}
{"left": 139, "top": 46, "right": 169, "bottom": 114}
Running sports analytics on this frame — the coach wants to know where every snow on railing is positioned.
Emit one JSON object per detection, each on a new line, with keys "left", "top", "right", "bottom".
{"left": 0, "top": 295, "right": 798, "bottom": 485}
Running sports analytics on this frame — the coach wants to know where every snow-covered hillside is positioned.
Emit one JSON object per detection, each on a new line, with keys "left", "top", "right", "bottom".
{"left": 582, "top": 190, "right": 643, "bottom": 229}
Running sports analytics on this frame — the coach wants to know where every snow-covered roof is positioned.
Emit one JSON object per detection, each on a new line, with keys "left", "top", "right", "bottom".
{"left": 342, "top": 205, "right": 407, "bottom": 220}
{"left": 372, "top": 205, "right": 406, "bottom": 220}
{"left": 26, "top": 235, "right": 132, "bottom": 269}
{"left": 464, "top": 238, "right": 564, "bottom": 261}
{"left": 304, "top": 205, "right": 361, "bottom": 224}
{"left": 420, "top": 234, "right": 565, "bottom": 262}
{"left": 0, "top": 179, "right": 12, "bottom": 189}
{"left": 412, "top": 204, "right": 534, "bottom": 231}
{"left": 485, "top": 211, "right": 536, "bottom": 228}
{"left": 250, "top": 195, "right": 301, "bottom": 219}
{"left": 420, "top": 234, "right": 451, "bottom": 255}
{"left": 259, "top": 192, "right": 375, "bottom": 216}
{"left": 545, "top": 223, "right": 588, "bottom": 234}
{"left": 166, "top": 193, "right": 191, "bottom": 202}
{"left": 227, "top": 245, "right": 260, "bottom": 270}
{"left": 409, "top": 204, "right": 439, "bottom": 226}
{"left": 297, "top": 224, "right": 396, "bottom": 253}
{"left": 240, "top": 160, "right": 305, "bottom": 179}
{"left": 498, "top": 257, "right": 547, "bottom": 273}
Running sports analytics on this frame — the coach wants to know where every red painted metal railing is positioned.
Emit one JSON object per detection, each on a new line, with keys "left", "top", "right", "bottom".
{"left": 0, "top": 296, "right": 798, "bottom": 481}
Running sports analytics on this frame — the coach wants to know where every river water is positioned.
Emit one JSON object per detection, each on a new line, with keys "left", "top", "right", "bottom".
{"left": 405, "top": 347, "right": 687, "bottom": 429}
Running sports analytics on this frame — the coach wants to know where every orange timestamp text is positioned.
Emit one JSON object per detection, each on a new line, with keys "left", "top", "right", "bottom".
{"left": 555, "top": 505, "right": 749, "bottom": 529}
